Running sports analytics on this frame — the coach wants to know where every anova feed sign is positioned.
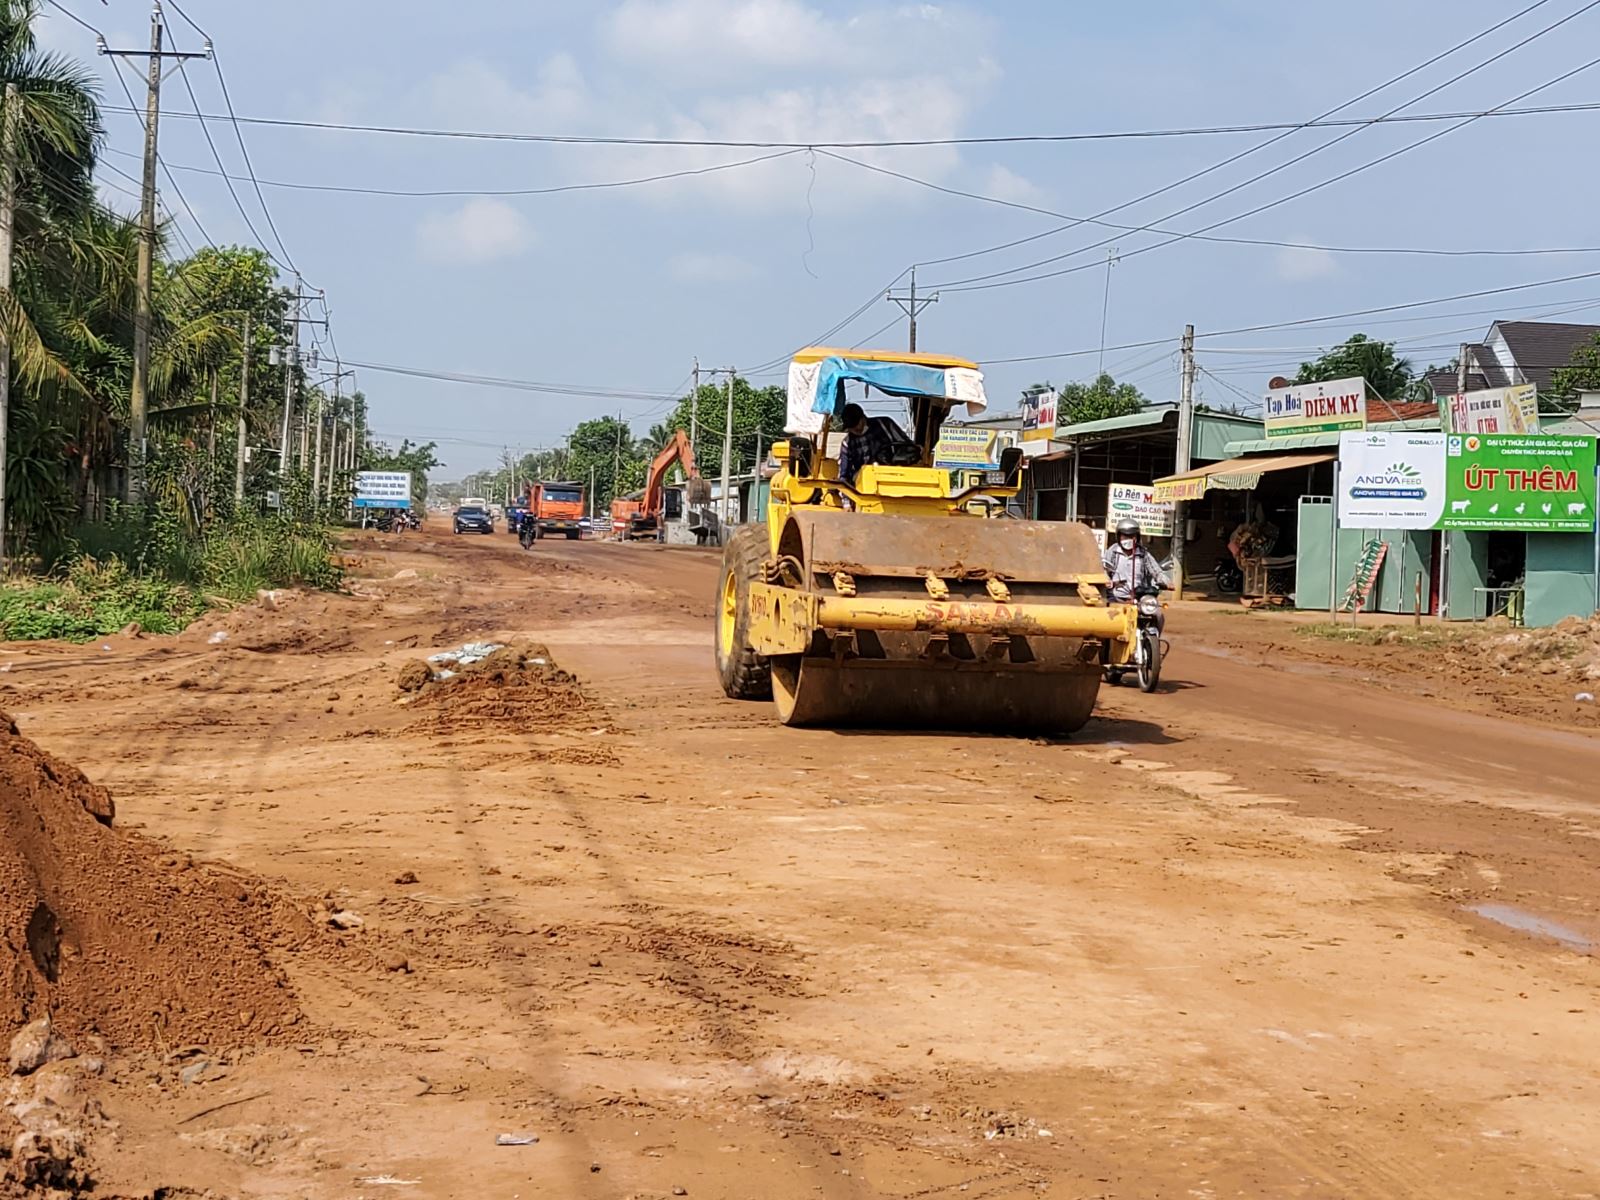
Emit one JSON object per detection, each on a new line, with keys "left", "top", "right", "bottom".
{"left": 1337, "top": 432, "right": 1446, "bottom": 528}
{"left": 1337, "top": 432, "right": 1595, "bottom": 532}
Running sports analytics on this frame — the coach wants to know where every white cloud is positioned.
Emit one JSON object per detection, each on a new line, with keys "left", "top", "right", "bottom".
{"left": 423, "top": 54, "right": 589, "bottom": 130}
{"left": 604, "top": 0, "right": 989, "bottom": 81}
{"left": 1273, "top": 244, "right": 1339, "bottom": 281}
{"left": 669, "top": 251, "right": 759, "bottom": 282}
{"left": 417, "top": 199, "right": 534, "bottom": 264}
{"left": 983, "top": 165, "right": 1045, "bottom": 207}
{"left": 606, "top": 0, "right": 832, "bottom": 68}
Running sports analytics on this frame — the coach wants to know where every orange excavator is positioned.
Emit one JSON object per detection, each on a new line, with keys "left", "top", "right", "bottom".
{"left": 610, "top": 429, "right": 702, "bottom": 541}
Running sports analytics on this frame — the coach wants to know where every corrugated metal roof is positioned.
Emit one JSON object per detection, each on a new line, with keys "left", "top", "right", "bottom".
{"left": 1033, "top": 407, "right": 1263, "bottom": 460}
{"left": 1538, "top": 417, "right": 1600, "bottom": 439}
{"left": 1224, "top": 417, "right": 1441, "bottom": 455}
{"left": 1055, "top": 406, "right": 1177, "bottom": 438}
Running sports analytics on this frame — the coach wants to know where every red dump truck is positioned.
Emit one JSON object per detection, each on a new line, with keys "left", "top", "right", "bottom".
{"left": 520, "top": 481, "right": 586, "bottom": 542}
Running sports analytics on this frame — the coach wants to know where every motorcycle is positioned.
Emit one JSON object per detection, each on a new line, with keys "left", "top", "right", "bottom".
{"left": 1214, "top": 551, "right": 1244, "bottom": 594}
{"left": 1106, "top": 583, "right": 1164, "bottom": 693}
{"left": 518, "top": 518, "right": 537, "bottom": 549}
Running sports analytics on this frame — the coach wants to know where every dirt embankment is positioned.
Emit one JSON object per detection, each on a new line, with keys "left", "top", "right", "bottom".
{"left": 1194, "top": 609, "right": 1600, "bottom": 728}
{"left": 0, "top": 712, "right": 306, "bottom": 1053}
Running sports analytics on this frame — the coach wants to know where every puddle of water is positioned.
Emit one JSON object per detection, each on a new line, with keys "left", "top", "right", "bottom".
{"left": 1466, "top": 903, "right": 1593, "bottom": 953}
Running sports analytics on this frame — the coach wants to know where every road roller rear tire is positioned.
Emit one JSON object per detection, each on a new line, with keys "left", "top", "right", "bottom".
{"left": 715, "top": 525, "right": 772, "bottom": 701}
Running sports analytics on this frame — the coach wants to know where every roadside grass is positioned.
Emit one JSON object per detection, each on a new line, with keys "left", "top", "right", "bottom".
{"left": 0, "top": 557, "right": 204, "bottom": 641}
{"left": 0, "top": 519, "right": 342, "bottom": 643}
{"left": 1297, "top": 622, "right": 1473, "bottom": 648}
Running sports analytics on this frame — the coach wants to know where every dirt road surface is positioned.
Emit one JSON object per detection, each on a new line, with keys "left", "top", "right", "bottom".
{"left": 6, "top": 528, "right": 1600, "bottom": 1198}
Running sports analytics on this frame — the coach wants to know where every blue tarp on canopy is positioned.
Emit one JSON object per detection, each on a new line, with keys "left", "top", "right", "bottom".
{"left": 810, "top": 357, "right": 951, "bottom": 416}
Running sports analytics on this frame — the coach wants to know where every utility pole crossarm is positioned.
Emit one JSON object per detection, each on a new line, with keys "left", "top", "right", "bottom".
{"left": 886, "top": 266, "right": 939, "bottom": 354}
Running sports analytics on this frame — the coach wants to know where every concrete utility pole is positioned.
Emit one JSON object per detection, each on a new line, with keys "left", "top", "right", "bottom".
{"left": 689, "top": 357, "right": 700, "bottom": 460}
{"left": 103, "top": 4, "right": 208, "bottom": 504}
{"left": 1172, "top": 324, "right": 1196, "bottom": 589}
{"left": 588, "top": 463, "right": 595, "bottom": 520}
{"left": 279, "top": 275, "right": 299, "bottom": 474}
{"left": 234, "top": 313, "right": 250, "bottom": 506}
{"left": 887, "top": 266, "right": 939, "bottom": 353}
{"left": 0, "top": 83, "right": 20, "bottom": 568}
{"left": 1098, "top": 247, "right": 1119, "bottom": 375}
{"left": 311, "top": 393, "right": 325, "bottom": 497}
{"left": 206, "top": 370, "right": 218, "bottom": 513}
{"left": 127, "top": 8, "right": 160, "bottom": 504}
{"left": 720, "top": 369, "right": 735, "bottom": 529}
{"left": 325, "top": 370, "right": 338, "bottom": 502}
{"left": 612, "top": 410, "right": 622, "bottom": 501}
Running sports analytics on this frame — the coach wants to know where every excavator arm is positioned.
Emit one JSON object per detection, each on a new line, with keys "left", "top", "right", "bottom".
{"left": 640, "top": 430, "right": 697, "bottom": 522}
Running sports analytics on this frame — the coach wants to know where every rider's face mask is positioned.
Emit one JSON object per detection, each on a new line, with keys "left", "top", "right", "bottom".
{"left": 1119, "top": 536, "right": 1136, "bottom": 552}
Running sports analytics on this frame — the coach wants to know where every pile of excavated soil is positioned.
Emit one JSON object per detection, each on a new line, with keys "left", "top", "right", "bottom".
{"left": 0, "top": 712, "right": 305, "bottom": 1050}
{"left": 1481, "top": 615, "right": 1600, "bottom": 683}
{"left": 399, "top": 643, "right": 598, "bottom": 732}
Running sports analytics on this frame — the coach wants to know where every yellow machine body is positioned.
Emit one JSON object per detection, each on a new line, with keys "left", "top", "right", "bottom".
{"left": 714, "top": 347, "right": 1139, "bottom": 734}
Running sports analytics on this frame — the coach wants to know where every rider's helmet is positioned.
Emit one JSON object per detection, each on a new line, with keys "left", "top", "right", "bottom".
{"left": 1115, "top": 518, "right": 1141, "bottom": 544}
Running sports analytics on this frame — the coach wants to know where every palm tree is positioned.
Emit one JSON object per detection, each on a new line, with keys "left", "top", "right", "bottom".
{"left": 0, "top": 0, "right": 107, "bottom": 545}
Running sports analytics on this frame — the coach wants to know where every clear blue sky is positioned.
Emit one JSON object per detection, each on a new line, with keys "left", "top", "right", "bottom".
{"left": 37, "top": 0, "right": 1600, "bottom": 475}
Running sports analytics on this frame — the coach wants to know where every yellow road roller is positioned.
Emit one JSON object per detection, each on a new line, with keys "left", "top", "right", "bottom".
{"left": 714, "top": 347, "right": 1140, "bottom": 734}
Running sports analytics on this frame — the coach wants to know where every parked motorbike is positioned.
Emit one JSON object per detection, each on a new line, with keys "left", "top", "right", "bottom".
{"left": 1214, "top": 551, "right": 1244, "bottom": 594}
{"left": 1106, "top": 584, "right": 1164, "bottom": 693}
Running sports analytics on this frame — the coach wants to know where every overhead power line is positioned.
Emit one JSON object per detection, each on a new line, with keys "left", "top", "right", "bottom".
{"left": 930, "top": 3, "right": 1600, "bottom": 291}
{"left": 164, "top": 0, "right": 300, "bottom": 273}
{"left": 106, "top": 144, "right": 806, "bottom": 197}
{"left": 980, "top": 267, "right": 1600, "bottom": 366}
{"left": 94, "top": 99, "right": 1600, "bottom": 149}
{"left": 818, "top": 150, "right": 1600, "bottom": 262}
{"left": 340, "top": 358, "right": 683, "bottom": 402}
{"left": 731, "top": 1, "right": 1586, "bottom": 386}
{"left": 937, "top": 47, "right": 1600, "bottom": 294}
{"left": 917, "top": 0, "right": 1569, "bottom": 273}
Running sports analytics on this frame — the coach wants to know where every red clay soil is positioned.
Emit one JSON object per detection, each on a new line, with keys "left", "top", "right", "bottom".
{"left": 0, "top": 710, "right": 304, "bottom": 1051}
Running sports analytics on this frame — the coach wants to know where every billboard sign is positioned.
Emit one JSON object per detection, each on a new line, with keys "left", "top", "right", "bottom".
{"left": 1337, "top": 432, "right": 1596, "bottom": 532}
{"left": 1443, "top": 384, "right": 1539, "bottom": 435}
{"left": 1020, "top": 389, "right": 1058, "bottom": 442}
{"left": 933, "top": 426, "right": 999, "bottom": 469}
{"left": 1105, "top": 482, "right": 1175, "bottom": 537}
{"left": 354, "top": 470, "right": 412, "bottom": 509}
{"left": 1442, "top": 434, "right": 1595, "bottom": 532}
{"left": 1265, "top": 376, "right": 1367, "bottom": 438}
{"left": 1337, "top": 431, "right": 1446, "bottom": 529}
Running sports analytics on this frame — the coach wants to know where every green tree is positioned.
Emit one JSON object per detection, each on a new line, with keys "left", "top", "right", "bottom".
{"left": 565, "top": 415, "right": 643, "bottom": 510}
{"left": 1294, "top": 333, "right": 1418, "bottom": 403}
{"left": 656, "top": 377, "right": 785, "bottom": 480}
{"left": 1051, "top": 373, "right": 1146, "bottom": 425}
{"left": 1548, "top": 331, "right": 1600, "bottom": 413}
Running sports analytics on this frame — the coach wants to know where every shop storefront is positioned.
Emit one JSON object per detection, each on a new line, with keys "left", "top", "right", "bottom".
{"left": 1021, "top": 407, "right": 1263, "bottom": 566}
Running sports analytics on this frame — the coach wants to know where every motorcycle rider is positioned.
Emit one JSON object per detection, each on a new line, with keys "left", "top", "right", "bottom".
{"left": 1102, "top": 518, "right": 1170, "bottom": 634}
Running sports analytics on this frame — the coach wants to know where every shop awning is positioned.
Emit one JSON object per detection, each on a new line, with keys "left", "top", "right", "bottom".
{"left": 1152, "top": 451, "right": 1335, "bottom": 502}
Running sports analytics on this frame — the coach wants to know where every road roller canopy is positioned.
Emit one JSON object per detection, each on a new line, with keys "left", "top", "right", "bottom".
{"left": 785, "top": 348, "right": 987, "bottom": 436}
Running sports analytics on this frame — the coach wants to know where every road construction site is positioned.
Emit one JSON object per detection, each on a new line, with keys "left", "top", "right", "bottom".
{"left": 4, "top": 528, "right": 1600, "bottom": 1198}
